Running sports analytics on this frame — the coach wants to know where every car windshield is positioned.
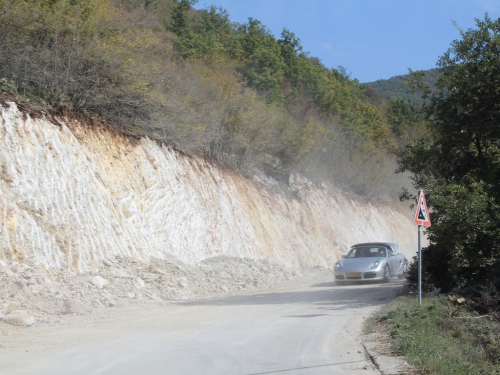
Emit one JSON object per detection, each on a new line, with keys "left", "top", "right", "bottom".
{"left": 347, "top": 246, "right": 387, "bottom": 258}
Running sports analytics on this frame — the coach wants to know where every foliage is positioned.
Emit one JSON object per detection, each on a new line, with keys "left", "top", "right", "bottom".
{"left": 168, "top": 0, "right": 196, "bottom": 36}
{"left": 387, "top": 97, "right": 430, "bottom": 146}
{"left": 166, "top": 2, "right": 395, "bottom": 152}
{"left": 397, "top": 15, "right": 500, "bottom": 291}
{"left": 0, "top": 77, "right": 15, "bottom": 92}
{"left": 414, "top": 182, "right": 500, "bottom": 291}
{"left": 387, "top": 98, "right": 418, "bottom": 136}
{"left": 367, "top": 296, "right": 500, "bottom": 374}
{"left": 365, "top": 68, "right": 439, "bottom": 105}
{"left": 236, "top": 19, "right": 286, "bottom": 103}
{"left": 0, "top": 0, "right": 171, "bottom": 127}
{"left": 0, "top": 0, "right": 410, "bottom": 199}
{"left": 174, "top": 4, "right": 238, "bottom": 59}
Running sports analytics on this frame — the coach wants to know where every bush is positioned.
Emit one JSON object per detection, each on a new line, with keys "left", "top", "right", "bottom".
{"left": 398, "top": 16, "right": 500, "bottom": 291}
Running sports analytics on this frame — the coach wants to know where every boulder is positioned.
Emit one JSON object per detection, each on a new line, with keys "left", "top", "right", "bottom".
{"left": 29, "top": 283, "right": 44, "bottom": 294}
{"left": 134, "top": 278, "right": 146, "bottom": 289}
{"left": 2, "top": 301, "right": 21, "bottom": 314}
{"left": 2, "top": 310, "right": 36, "bottom": 326}
{"left": 63, "top": 299, "right": 93, "bottom": 315}
{"left": 91, "top": 276, "right": 108, "bottom": 289}
{"left": 38, "top": 277, "right": 53, "bottom": 288}
{"left": 112, "top": 268, "right": 132, "bottom": 278}
{"left": 218, "top": 271, "right": 232, "bottom": 280}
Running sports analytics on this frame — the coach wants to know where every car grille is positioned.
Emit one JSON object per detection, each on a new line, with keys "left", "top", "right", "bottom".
{"left": 363, "top": 272, "right": 377, "bottom": 279}
{"left": 334, "top": 274, "right": 345, "bottom": 280}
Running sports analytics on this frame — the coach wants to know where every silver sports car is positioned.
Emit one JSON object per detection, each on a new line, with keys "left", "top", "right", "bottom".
{"left": 334, "top": 242, "right": 407, "bottom": 284}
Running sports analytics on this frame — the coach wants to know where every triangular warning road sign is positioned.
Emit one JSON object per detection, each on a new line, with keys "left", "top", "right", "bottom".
{"left": 414, "top": 190, "right": 431, "bottom": 226}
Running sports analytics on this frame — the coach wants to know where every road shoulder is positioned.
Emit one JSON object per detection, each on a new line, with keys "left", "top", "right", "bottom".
{"left": 363, "top": 328, "right": 420, "bottom": 374}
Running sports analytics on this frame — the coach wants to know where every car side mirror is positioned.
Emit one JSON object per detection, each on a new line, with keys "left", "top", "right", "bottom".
{"left": 341, "top": 255, "right": 346, "bottom": 259}
{"left": 389, "top": 253, "right": 396, "bottom": 257}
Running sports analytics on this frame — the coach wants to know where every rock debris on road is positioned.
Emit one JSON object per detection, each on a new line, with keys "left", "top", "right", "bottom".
{"left": 1, "top": 264, "right": 408, "bottom": 375}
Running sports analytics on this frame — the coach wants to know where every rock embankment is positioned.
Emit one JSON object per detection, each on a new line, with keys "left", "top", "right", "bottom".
{"left": 0, "top": 96, "right": 416, "bottom": 329}
{"left": 0, "top": 255, "right": 320, "bottom": 327}
{"left": 1, "top": 100, "right": 416, "bottom": 273}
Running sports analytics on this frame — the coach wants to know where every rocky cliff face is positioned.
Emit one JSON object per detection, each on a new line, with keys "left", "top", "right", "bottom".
{"left": 0, "top": 97, "right": 420, "bottom": 320}
{"left": 0, "top": 99, "right": 416, "bottom": 272}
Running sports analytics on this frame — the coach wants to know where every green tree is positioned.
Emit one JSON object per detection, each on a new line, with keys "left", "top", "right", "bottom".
{"left": 168, "top": 0, "right": 196, "bottom": 36}
{"left": 398, "top": 15, "right": 500, "bottom": 290}
{"left": 278, "top": 28, "right": 302, "bottom": 87}
{"left": 387, "top": 97, "right": 428, "bottom": 144}
{"left": 387, "top": 98, "right": 417, "bottom": 136}
{"left": 175, "top": 5, "right": 240, "bottom": 59}
{"left": 235, "top": 18, "right": 285, "bottom": 103}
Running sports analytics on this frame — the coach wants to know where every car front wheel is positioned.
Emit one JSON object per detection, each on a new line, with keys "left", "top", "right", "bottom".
{"left": 383, "top": 265, "right": 390, "bottom": 283}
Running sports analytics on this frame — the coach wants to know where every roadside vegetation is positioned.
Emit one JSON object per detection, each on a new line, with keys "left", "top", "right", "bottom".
{"left": 371, "top": 16, "right": 500, "bottom": 374}
{"left": 398, "top": 15, "right": 500, "bottom": 294}
{"left": 0, "top": 0, "right": 416, "bottom": 199}
{"left": 366, "top": 295, "right": 500, "bottom": 375}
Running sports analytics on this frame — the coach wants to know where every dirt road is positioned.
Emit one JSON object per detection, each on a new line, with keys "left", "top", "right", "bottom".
{"left": 1, "top": 276, "right": 404, "bottom": 375}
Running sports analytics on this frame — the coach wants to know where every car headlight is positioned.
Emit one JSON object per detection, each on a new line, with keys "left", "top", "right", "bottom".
{"left": 334, "top": 262, "right": 342, "bottom": 270}
{"left": 370, "top": 260, "right": 380, "bottom": 269}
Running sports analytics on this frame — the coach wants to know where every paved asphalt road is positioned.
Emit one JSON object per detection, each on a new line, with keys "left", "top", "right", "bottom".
{"left": 1, "top": 277, "right": 404, "bottom": 375}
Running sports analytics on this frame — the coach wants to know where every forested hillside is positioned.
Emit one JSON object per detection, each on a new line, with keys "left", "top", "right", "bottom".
{"left": 0, "top": 0, "right": 419, "bottom": 199}
{"left": 365, "top": 69, "right": 439, "bottom": 105}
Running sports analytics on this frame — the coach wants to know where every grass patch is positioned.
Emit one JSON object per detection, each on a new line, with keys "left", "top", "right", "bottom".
{"left": 366, "top": 296, "right": 500, "bottom": 375}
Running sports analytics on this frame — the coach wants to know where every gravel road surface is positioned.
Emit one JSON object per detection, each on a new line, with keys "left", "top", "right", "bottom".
{"left": 1, "top": 276, "right": 404, "bottom": 375}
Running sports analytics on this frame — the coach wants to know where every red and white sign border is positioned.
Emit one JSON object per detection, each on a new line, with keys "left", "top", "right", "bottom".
{"left": 414, "top": 190, "right": 431, "bottom": 226}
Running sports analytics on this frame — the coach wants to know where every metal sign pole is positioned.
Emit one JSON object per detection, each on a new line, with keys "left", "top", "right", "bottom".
{"left": 418, "top": 224, "right": 422, "bottom": 305}
{"left": 414, "top": 189, "right": 429, "bottom": 306}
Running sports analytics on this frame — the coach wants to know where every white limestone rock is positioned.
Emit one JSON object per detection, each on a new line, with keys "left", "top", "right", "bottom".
{"left": 2, "top": 310, "right": 36, "bottom": 327}
{"left": 134, "top": 278, "right": 146, "bottom": 289}
{"left": 91, "top": 276, "right": 108, "bottom": 289}
{"left": 63, "top": 299, "right": 93, "bottom": 315}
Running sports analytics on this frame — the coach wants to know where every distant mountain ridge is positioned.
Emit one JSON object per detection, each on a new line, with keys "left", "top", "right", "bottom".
{"left": 365, "top": 68, "right": 439, "bottom": 104}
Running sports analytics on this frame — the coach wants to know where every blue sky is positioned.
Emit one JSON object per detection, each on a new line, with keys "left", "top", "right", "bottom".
{"left": 193, "top": 0, "right": 500, "bottom": 83}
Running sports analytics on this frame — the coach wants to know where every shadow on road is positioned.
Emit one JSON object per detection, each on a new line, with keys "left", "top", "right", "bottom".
{"left": 176, "top": 280, "right": 404, "bottom": 311}
{"left": 310, "top": 281, "right": 336, "bottom": 287}
{"left": 310, "top": 280, "right": 388, "bottom": 288}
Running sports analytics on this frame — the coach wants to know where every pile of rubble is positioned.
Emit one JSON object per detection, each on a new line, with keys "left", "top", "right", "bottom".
{"left": 0, "top": 255, "right": 326, "bottom": 327}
